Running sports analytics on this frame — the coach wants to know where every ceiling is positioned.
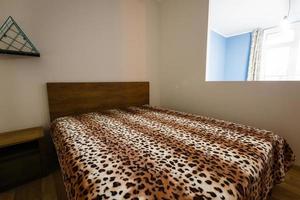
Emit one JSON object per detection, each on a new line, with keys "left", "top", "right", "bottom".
{"left": 209, "top": 0, "right": 300, "bottom": 37}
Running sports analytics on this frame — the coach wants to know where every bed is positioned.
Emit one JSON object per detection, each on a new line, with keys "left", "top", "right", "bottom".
{"left": 47, "top": 82, "right": 295, "bottom": 200}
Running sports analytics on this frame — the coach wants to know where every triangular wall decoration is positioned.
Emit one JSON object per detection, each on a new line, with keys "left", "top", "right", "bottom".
{"left": 0, "top": 16, "right": 40, "bottom": 57}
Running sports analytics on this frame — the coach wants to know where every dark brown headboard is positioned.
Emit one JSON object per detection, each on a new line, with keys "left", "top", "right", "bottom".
{"left": 47, "top": 82, "right": 149, "bottom": 121}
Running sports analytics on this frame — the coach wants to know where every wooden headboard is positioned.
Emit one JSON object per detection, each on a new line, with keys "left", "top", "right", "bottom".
{"left": 47, "top": 82, "right": 149, "bottom": 121}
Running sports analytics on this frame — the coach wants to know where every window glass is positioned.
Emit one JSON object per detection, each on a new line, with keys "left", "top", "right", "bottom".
{"left": 259, "top": 23, "right": 300, "bottom": 81}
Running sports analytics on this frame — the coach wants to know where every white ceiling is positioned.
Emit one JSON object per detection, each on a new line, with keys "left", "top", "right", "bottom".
{"left": 209, "top": 0, "right": 300, "bottom": 37}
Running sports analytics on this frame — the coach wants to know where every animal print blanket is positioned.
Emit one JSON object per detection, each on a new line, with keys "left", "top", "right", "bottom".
{"left": 51, "top": 105, "right": 295, "bottom": 200}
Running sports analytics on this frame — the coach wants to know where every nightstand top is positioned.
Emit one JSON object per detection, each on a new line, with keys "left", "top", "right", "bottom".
{"left": 0, "top": 127, "right": 44, "bottom": 148}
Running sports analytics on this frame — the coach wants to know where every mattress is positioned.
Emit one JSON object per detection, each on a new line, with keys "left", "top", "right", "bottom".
{"left": 51, "top": 105, "right": 295, "bottom": 200}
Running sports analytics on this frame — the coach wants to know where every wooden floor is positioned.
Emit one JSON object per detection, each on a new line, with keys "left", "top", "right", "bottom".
{"left": 0, "top": 166, "right": 299, "bottom": 200}
{"left": 0, "top": 170, "right": 67, "bottom": 200}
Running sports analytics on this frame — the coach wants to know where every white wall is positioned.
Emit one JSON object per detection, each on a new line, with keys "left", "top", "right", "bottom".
{"left": 0, "top": 0, "right": 160, "bottom": 132}
{"left": 160, "top": 0, "right": 300, "bottom": 165}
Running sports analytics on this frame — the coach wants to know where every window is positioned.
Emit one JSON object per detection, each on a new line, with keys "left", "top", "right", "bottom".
{"left": 259, "top": 23, "right": 300, "bottom": 81}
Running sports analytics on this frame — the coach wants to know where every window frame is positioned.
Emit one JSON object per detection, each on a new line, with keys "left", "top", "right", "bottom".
{"left": 259, "top": 22, "right": 300, "bottom": 81}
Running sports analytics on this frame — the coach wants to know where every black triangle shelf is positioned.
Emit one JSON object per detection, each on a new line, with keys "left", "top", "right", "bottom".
{"left": 0, "top": 16, "right": 40, "bottom": 57}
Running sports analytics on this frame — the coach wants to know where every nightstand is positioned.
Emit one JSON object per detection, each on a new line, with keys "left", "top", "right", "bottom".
{"left": 0, "top": 127, "right": 46, "bottom": 191}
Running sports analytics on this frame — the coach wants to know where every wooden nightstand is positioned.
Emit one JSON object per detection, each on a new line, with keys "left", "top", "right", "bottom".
{"left": 0, "top": 127, "right": 46, "bottom": 192}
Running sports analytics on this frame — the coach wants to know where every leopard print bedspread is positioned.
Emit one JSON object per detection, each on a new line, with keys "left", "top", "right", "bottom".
{"left": 51, "top": 106, "right": 295, "bottom": 200}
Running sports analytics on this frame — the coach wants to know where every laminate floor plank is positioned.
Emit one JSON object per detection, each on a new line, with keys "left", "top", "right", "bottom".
{"left": 41, "top": 174, "right": 57, "bottom": 200}
{"left": 53, "top": 170, "right": 68, "bottom": 200}
{"left": 0, "top": 190, "right": 15, "bottom": 200}
{"left": 14, "top": 179, "right": 41, "bottom": 200}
